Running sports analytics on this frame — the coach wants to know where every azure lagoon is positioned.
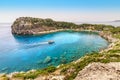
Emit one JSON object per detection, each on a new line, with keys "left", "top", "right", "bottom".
{"left": 0, "top": 25, "right": 108, "bottom": 73}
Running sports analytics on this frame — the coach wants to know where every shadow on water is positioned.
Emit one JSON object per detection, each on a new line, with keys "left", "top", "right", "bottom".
{"left": 23, "top": 42, "right": 54, "bottom": 49}
{"left": 12, "top": 31, "right": 99, "bottom": 44}
{"left": 12, "top": 34, "right": 55, "bottom": 49}
{"left": 12, "top": 34, "right": 39, "bottom": 44}
{"left": 12, "top": 33, "right": 56, "bottom": 44}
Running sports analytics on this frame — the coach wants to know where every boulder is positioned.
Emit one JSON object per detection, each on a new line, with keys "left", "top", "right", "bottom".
{"left": 43, "top": 56, "right": 52, "bottom": 64}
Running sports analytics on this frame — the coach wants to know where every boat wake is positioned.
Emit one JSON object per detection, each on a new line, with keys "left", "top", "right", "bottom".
{"left": 22, "top": 41, "right": 55, "bottom": 49}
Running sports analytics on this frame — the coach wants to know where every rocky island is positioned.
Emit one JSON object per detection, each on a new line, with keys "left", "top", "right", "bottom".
{"left": 1, "top": 17, "right": 118, "bottom": 80}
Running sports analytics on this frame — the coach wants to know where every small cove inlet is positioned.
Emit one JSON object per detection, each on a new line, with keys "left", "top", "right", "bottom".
{"left": 0, "top": 26, "right": 109, "bottom": 73}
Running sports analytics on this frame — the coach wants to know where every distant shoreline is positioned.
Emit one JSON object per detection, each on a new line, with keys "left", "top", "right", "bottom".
{"left": 31, "top": 29, "right": 99, "bottom": 35}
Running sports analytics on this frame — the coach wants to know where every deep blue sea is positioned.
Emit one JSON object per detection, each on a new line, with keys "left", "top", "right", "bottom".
{"left": 0, "top": 24, "right": 109, "bottom": 73}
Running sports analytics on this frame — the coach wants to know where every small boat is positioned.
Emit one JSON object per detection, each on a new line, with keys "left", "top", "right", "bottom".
{"left": 48, "top": 40, "right": 55, "bottom": 44}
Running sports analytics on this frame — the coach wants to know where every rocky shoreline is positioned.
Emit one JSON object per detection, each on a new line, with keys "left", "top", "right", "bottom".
{"left": 0, "top": 17, "right": 119, "bottom": 80}
{"left": 11, "top": 17, "right": 115, "bottom": 35}
{"left": 74, "top": 62, "right": 120, "bottom": 80}
{"left": 32, "top": 29, "right": 99, "bottom": 35}
{"left": 0, "top": 30, "right": 119, "bottom": 80}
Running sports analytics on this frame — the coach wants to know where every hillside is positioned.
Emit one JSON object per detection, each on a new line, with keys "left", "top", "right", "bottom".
{"left": 11, "top": 17, "right": 76, "bottom": 35}
{"left": 11, "top": 17, "right": 115, "bottom": 35}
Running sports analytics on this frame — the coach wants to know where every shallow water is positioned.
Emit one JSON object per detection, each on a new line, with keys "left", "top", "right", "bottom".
{"left": 0, "top": 25, "right": 108, "bottom": 73}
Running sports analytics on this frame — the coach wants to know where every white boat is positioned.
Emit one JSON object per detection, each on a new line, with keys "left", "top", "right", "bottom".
{"left": 48, "top": 40, "right": 55, "bottom": 44}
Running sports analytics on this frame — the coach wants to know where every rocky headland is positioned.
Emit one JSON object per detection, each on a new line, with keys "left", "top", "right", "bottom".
{"left": 11, "top": 17, "right": 115, "bottom": 35}
{"left": 11, "top": 17, "right": 77, "bottom": 35}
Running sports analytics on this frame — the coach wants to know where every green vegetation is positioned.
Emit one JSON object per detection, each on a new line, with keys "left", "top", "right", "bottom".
{"left": 0, "top": 74, "right": 9, "bottom": 80}
{"left": 110, "top": 27, "right": 120, "bottom": 34}
{"left": 59, "top": 27, "right": 120, "bottom": 80}
{"left": 12, "top": 17, "right": 116, "bottom": 35}
{"left": 12, "top": 17, "right": 77, "bottom": 30}
{"left": 61, "top": 51, "right": 120, "bottom": 80}
{"left": 13, "top": 17, "right": 115, "bottom": 30}
{"left": 12, "top": 66, "right": 56, "bottom": 79}
{"left": 110, "top": 27, "right": 120, "bottom": 38}
{"left": 11, "top": 45, "right": 120, "bottom": 80}
{"left": 9, "top": 17, "right": 120, "bottom": 80}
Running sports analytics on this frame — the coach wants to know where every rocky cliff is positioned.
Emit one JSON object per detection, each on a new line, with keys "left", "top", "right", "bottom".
{"left": 11, "top": 17, "right": 76, "bottom": 35}
{"left": 11, "top": 17, "right": 56, "bottom": 35}
{"left": 11, "top": 17, "right": 115, "bottom": 35}
{"left": 74, "top": 62, "right": 120, "bottom": 80}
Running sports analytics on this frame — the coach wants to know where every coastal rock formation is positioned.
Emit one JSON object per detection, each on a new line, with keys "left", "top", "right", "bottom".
{"left": 11, "top": 17, "right": 57, "bottom": 35}
{"left": 44, "top": 56, "right": 52, "bottom": 63}
{"left": 35, "top": 75, "right": 65, "bottom": 80}
{"left": 74, "top": 62, "right": 120, "bottom": 80}
{"left": 11, "top": 17, "right": 76, "bottom": 35}
{"left": 11, "top": 17, "right": 115, "bottom": 35}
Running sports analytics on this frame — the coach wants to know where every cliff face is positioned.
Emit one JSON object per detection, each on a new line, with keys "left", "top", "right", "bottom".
{"left": 11, "top": 17, "right": 115, "bottom": 35}
{"left": 11, "top": 17, "right": 77, "bottom": 35}
{"left": 11, "top": 17, "right": 58, "bottom": 35}
{"left": 74, "top": 62, "right": 120, "bottom": 80}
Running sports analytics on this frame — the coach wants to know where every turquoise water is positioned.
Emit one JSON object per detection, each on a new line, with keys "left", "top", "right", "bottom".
{"left": 0, "top": 25, "right": 108, "bottom": 73}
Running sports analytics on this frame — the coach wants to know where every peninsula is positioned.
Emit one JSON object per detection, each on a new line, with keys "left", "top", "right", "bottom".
{"left": 11, "top": 17, "right": 114, "bottom": 35}
{"left": 11, "top": 17, "right": 77, "bottom": 35}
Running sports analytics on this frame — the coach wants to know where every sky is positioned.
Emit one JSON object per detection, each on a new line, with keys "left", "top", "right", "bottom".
{"left": 0, "top": 0, "right": 120, "bottom": 23}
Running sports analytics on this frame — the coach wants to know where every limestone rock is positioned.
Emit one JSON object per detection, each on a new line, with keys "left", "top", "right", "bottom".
{"left": 11, "top": 17, "right": 56, "bottom": 35}
{"left": 74, "top": 62, "right": 120, "bottom": 80}
{"left": 44, "top": 56, "right": 52, "bottom": 63}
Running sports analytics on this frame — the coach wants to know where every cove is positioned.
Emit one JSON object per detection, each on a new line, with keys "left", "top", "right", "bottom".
{"left": 0, "top": 26, "right": 109, "bottom": 73}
